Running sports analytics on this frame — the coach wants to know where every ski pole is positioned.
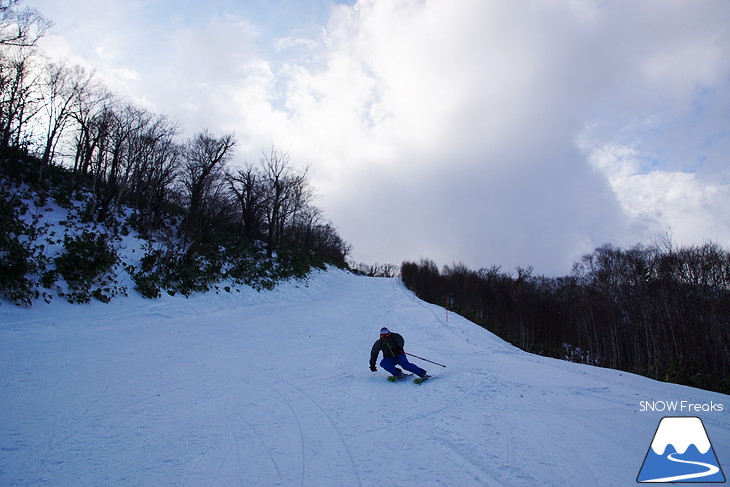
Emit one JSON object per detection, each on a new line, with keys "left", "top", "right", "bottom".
{"left": 405, "top": 352, "right": 446, "bottom": 368}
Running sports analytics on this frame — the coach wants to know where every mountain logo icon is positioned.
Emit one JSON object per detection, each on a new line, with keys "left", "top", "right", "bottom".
{"left": 637, "top": 416, "right": 726, "bottom": 483}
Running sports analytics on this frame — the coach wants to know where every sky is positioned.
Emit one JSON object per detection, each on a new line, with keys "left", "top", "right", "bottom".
{"left": 26, "top": 0, "right": 730, "bottom": 275}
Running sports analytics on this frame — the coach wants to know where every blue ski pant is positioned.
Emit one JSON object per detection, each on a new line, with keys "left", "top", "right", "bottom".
{"left": 380, "top": 354, "right": 426, "bottom": 377}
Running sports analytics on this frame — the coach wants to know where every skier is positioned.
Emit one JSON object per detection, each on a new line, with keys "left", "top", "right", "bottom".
{"left": 369, "top": 327, "right": 429, "bottom": 380}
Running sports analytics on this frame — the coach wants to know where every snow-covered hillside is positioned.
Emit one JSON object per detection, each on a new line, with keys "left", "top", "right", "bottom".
{"left": 1, "top": 268, "right": 728, "bottom": 486}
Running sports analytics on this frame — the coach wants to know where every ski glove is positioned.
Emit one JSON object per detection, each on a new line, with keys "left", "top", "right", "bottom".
{"left": 369, "top": 365, "right": 376, "bottom": 372}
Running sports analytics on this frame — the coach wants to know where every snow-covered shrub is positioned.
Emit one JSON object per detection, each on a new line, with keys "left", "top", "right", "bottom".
{"left": 0, "top": 196, "right": 38, "bottom": 305}
{"left": 54, "top": 229, "right": 121, "bottom": 303}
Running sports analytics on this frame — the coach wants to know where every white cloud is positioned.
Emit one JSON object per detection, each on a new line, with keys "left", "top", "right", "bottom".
{"left": 274, "top": 35, "right": 318, "bottom": 52}
{"left": 588, "top": 143, "right": 730, "bottom": 245}
{"left": 255, "top": 0, "right": 638, "bottom": 272}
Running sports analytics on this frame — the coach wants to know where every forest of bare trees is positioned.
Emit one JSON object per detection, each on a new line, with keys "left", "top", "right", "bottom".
{"left": 0, "top": 0, "right": 349, "bottom": 252}
{"left": 0, "top": 0, "right": 350, "bottom": 303}
{"left": 402, "top": 242, "right": 730, "bottom": 393}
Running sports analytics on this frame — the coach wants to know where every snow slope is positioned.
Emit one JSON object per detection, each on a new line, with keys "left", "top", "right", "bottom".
{"left": 1, "top": 268, "right": 728, "bottom": 486}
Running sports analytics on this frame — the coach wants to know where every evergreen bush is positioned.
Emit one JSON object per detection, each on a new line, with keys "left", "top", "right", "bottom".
{"left": 54, "top": 230, "right": 121, "bottom": 303}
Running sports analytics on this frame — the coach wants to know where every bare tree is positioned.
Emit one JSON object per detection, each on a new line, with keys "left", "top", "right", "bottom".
{"left": 126, "top": 114, "right": 180, "bottom": 231}
{"left": 278, "top": 166, "right": 311, "bottom": 241}
{"left": 0, "top": 46, "right": 41, "bottom": 151}
{"left": 181, "top": 130, "right": 235, "bottom": 240}
{"left": 259, "top": 147, "right": 301, "bottom": 258}
{"left": 226, "top": 163, "right": 266, "bottom": 238}
{"left": 70, "top": 81, "right": 111, "bottom": 175}
{"left": 93, "top": 103, "right": 151, "bottom": 221}
{"left": 0, "top": 0, "right": 51, "bottom": 48}
{"left": 37, "top": 60, "right": 95, "bottom": 181}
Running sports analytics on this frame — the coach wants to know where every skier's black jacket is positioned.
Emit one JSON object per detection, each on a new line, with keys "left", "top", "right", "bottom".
{"left": 370, "top": 332, "right": 405, "bottom": 367}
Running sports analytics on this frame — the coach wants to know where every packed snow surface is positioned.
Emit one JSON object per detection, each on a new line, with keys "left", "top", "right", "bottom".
{"left": 1, "top": 268, "right": 728, "bottom": 486}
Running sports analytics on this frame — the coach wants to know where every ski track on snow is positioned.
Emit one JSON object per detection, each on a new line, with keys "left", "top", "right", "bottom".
{"left": 274, "top": 379, "right": 363, "bottom": 487}
{"left": 266, "top": 383, "right": 306, "bottom": 487}
{"left": 1, "top": 269, "right": 729, "bottom": 487}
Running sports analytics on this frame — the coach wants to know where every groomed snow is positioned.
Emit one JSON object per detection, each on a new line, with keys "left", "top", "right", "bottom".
{"left": 1, "top": 268, "right": 728, "bottom": 486}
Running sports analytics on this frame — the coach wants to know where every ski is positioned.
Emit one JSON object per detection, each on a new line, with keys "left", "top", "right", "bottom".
{"left": 413, "top": 375, "right": 432, "bottom": 384}
{"left": 387, "top": 373, "right": 413, "bottom": 382}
